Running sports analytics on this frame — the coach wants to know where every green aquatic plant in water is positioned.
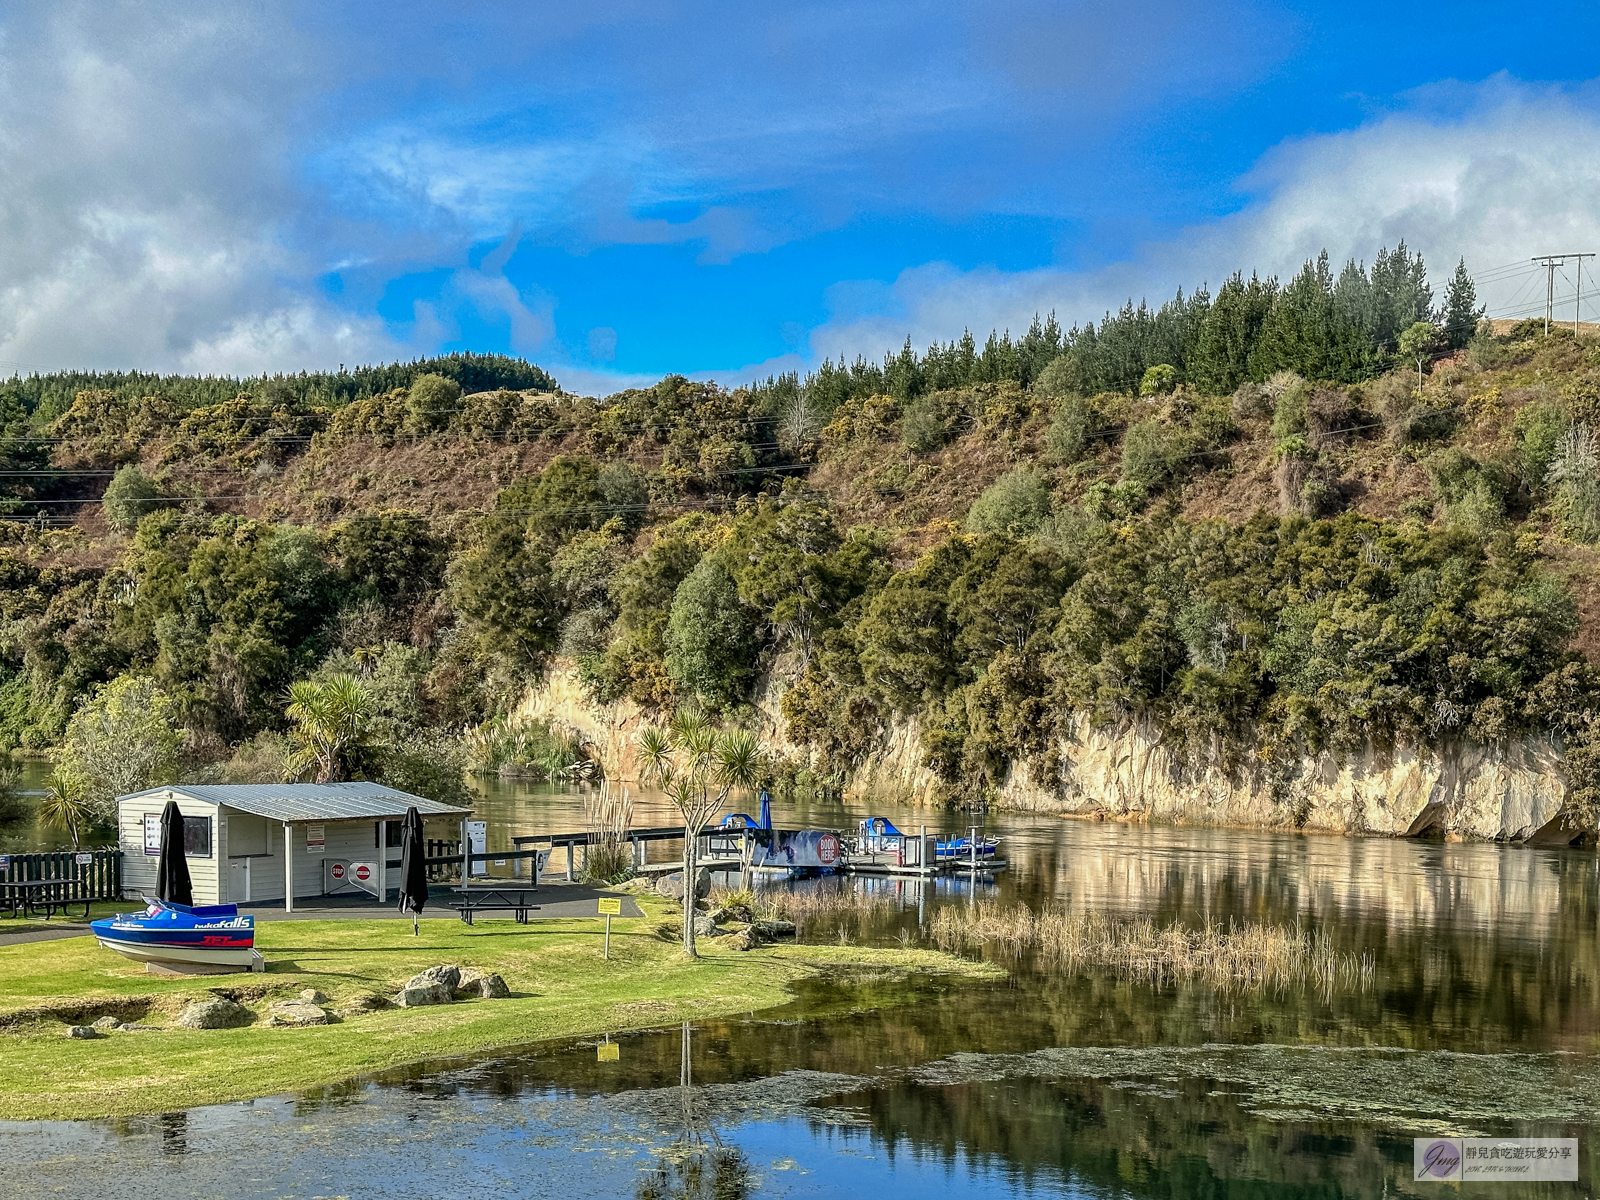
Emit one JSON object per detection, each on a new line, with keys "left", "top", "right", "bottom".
{"left": 912, "top": 1044, "right": 1600, "bottom": 1137}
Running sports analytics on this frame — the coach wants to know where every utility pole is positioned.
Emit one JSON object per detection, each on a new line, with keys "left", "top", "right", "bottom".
{"left": 1532, "top": 254, "right": 1595, "bottom": 337}
{"left": 1577, "top": 254, "right": 1596, "bottom": 339}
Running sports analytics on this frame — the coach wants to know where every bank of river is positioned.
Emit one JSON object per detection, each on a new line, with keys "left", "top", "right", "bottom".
{"left": 1, "top": 778, "right": 1597, "bottom": 1198}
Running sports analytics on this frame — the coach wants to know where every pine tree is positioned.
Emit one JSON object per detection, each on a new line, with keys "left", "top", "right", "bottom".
{"left": 885, "top": 338, "right": 923, "bottom": 402}
{"left": 1442, "top": 258, "right": 1485, "bottom": 349}
{"left": 1189, "top": 272, "right": 1275, "bottom": 394}
{"left": 955, "top": 329, "right": 978, "bottom": 385}
{"left": 1333, "top": 258, "right": 1374, "bottom": 339}
{"left": 1370, "top": 241, "right": 1435, "bottom": 350}
{"left": 1248, "top": 252, "right": 1373, "bottom": 383}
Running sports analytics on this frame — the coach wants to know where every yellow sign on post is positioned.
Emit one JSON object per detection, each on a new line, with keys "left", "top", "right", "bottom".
{"left": 597, "top": 1041, "right": 619, "bottom": 1062}
{"left": 598, "top": 896, "right": 622, "bottom": 960}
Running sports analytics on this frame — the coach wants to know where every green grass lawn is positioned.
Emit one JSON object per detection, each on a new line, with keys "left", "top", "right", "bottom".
{"left": 0, "top": 894, "right": 998, "bottom": 1120}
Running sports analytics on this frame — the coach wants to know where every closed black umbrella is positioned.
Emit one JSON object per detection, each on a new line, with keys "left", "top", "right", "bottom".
{"left": 155, "top": 800, "right": 193, "bottom": 907}
{"left": 397, "top": 806, "right": 427, "bottom": 936}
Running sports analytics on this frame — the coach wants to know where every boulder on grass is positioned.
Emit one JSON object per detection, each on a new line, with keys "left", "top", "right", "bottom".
{"left": 394, "top": 982, "right": 453, "bottom": 1008}
{"left": 655, "top": 869, "right": 712, "bottom": 901}
{"left": 455, "top": 969, "right": 510, "bottom": 999}
{"left": 65, "top": 1025, "right": 99, "bottom": 1039}
{"left": 267, "top": 1000, "right": 330, "bottom": 1027}
{"left": 729, "top": 926, "right": 767, "bottom": 952}
{"left": 299, "top": 989, "right": 330, "bottom": 1005}
{"left": 175, "top": 998, "right": 253, "bottom": 1029}
{"left": 90, "top": 1016, "right": 120, "bottom": 1031}
{"left": 690, "top": 912, "right": 721, "bottom": 938}
{"left": 405, "top": 965, "right": 461, "bottom": 992}
{"left": 754, "top": 919, "right": 795, "bottom": 938}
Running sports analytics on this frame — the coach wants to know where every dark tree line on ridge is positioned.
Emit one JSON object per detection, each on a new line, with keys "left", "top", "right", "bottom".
{"left": 751, "top": 242, "right": 1482, "bottom": 412}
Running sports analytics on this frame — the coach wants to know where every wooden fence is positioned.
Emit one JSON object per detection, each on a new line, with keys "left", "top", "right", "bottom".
{"left": 425, "top": 839, "right": 462, "bottom": 882}
{"left": 0, "top": 849, "right": 123, "bottom": 901}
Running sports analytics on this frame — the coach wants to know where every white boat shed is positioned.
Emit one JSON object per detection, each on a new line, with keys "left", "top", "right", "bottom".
{"left": 116, "top": 783, "right": 473, "bottom": 911}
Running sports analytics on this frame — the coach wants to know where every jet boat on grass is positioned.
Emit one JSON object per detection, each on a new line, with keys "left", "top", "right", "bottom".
{"left": 92, "top": 898, "right": 258, "bottom": 970}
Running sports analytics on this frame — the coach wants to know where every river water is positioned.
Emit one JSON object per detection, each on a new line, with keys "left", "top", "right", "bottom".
{"left": 3, "top": 776, "right": 1598, "bottom": 1198}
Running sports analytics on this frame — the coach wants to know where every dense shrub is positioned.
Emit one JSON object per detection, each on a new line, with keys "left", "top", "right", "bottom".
{"left": 966, "top": 469, "right": 1053, "bottom": 537}
{"left": 665, "top": 556, "right": 759, "bottom": 709}
{"left": 406, "top": 373, "right": 462, "bottom": 432}
{"left": 101, "top": 464, "right": 166, "bottom": 532}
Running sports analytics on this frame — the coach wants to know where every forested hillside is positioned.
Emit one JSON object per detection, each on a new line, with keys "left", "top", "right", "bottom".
{"left": 4, "top": 245, "right": 1600, "bottom": 827}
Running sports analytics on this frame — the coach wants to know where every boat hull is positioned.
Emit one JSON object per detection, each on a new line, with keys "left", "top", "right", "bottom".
{"left": 92, "top": 935, "right": 257, "bottom": 968}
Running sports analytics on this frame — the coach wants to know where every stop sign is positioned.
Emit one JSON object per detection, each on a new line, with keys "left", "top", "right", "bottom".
{"left": 330, "top": 863, "right": 345, "bottom": 880}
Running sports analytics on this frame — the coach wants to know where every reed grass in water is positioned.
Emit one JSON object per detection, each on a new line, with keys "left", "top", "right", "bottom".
{"left": 725, "top": 883, "right": 897, "bottom": 929}
{"left": 931, "top": 902, "right": 1374, "bottom": 991}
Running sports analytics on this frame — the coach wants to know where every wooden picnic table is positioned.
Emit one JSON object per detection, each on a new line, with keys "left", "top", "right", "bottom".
{"left": 0, "top": 878, "right": 90, "bottom": 920}
{"left": 450, "top": 885, "right": 542, "bottom": 926}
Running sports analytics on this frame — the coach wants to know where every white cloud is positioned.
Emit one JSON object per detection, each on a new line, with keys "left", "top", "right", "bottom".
{"left": 180, "top": 305, "right": 398, "bottom": 378}
{"left": 804, "top": 81, "right": 1600, "bottom": 367}
{"left": 0, "top": 4, "right": 402, "bottom": 375}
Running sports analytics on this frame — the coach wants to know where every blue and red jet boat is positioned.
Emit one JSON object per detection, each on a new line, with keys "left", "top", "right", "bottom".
{"left": 91, "top": 898, "right": 256, "bottom": 969}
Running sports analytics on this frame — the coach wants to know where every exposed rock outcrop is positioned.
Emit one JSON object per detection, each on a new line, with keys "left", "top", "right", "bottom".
{"left": 394, "top": 982, "right": 452, "bottom": 1008}
{"left": 520, "top": 661, "right": 1573, "bottom": 842}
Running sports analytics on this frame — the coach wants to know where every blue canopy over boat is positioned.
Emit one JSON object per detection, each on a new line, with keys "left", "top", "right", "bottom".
{"left": 859, "top": 816, "right": 904, "bottom": 838}
{"left": 723, "top": 792, "right": 774, "bottom": 831}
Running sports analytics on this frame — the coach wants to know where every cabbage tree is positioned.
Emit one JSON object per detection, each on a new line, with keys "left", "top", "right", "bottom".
{"left": 637, "top": 716, "right": 762, "bottom": 957}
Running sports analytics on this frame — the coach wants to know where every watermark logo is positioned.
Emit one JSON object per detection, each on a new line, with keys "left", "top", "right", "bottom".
{"left": 1414, "top": 1138, "right": 1578, "bottom": 1182}
{"left": 1419, "top": 1140, "right": 1461, "bottom": 1180}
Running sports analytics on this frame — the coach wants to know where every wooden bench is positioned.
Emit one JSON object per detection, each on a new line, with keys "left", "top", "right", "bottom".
{"left": 450, "top": 886, "right": 542, "bottom": 926}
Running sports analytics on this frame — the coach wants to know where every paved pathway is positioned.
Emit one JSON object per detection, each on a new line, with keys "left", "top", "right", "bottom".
{"left": 0, "top": 922, "right": 91, "bottom": 948}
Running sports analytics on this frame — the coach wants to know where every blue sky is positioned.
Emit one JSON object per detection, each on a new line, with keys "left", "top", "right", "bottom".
{"left": 4, "top": 2, "right": 1600, "bottom": 393}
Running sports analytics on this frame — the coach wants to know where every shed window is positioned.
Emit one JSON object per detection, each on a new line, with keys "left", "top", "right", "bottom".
{"left": 142, "top": 813, "right": 213, "bottom": 858}
{"left": 182, "top": 816, "right": 212, "bottom": 858}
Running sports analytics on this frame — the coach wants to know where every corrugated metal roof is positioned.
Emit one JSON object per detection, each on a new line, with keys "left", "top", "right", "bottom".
{"left": 117, "top": 782, "right": 473, "bottom": 822}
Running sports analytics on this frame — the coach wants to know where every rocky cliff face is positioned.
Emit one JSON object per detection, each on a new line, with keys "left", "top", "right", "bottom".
{"left": 519, "top": 662, "right": 1572, "bottom": 841}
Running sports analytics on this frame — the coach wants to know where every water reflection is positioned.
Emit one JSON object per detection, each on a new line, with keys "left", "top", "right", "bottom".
{"left": 7, "top": 991, "right": 1594, "bottom": 1198}
{"left": 633, "top": 1023, "right": 756, "bottom": 1200}
{"left": 158, "top": 1110, "right": 187, "bottom": 1157}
